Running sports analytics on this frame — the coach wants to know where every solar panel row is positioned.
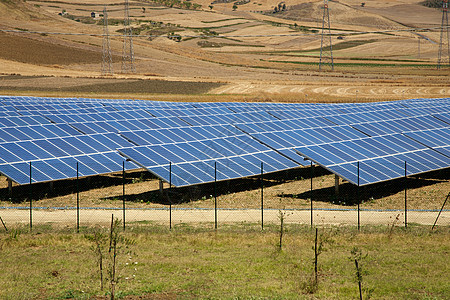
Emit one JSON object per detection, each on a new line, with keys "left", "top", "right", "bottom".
{"left": 0, "top": 96, "right": 448, "bottom": 188}
{"left": 119, "top": 135, "right": 300, "bottom": 186}
{"left": 296, "top": 133, "right": 450, "bottom": 185}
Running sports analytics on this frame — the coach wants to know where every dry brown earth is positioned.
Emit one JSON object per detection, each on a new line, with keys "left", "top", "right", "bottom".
{"left": 0, "top": 0, "right": 447, "bottom": 99}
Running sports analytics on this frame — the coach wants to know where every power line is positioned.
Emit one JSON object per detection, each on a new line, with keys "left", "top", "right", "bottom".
{"left": 122, "top": 0, "right": 135, "bottom": 73}
{"left": 437, "top": 0, "right": 449, "bottom": 69}
{"left": 101, "top": 6, "right": 113, "bottom": 75}
{"left": 319, "top": 0, "right": 333, "bottom": 71}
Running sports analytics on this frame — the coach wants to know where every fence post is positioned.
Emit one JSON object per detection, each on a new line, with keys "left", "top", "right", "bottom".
{"left": 357, "top": 161, "right": 360, "bottom": 231}
{"left": 29, "top": 162, "right": 32, "bottom": 232}
{"left": 169, "top": 162, "right": 172, "bottom": 230}
{"left": 432, "top": 192, "right": 449, "bottom": 230}
{"left": 214, "top": 161, "right": 217, "bottom": 230}
{"left": 261, "top": 162, "right": 264, "bottom": 231}
{"left": 122, "top": 161, "right": 126, "bottom": 231}
{"left": 77, "top": 162, "right": 79, "bottom": 233}
{"left": 310, "top": 161, "right": 313, "bottom": 228}
{"left": 0, "top": 216, "right": 7, "bottom": 232}
{"left": 404, "top": 161, "right": 407, "bottom": 228}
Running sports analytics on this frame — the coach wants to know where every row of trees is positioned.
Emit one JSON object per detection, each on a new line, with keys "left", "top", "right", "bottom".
{"left": 273, "top": 2, "right": 287, "bottom": 13}
{"left": 150, "top": 0, "right": 202, "bottom": 10}
{"left": 422, "top": 0, "right": 446, "bottom": 8}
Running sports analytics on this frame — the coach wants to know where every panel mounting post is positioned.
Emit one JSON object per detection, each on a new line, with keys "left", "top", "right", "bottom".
{"left": 8, "top": 178, "right": 12, "bottom": 198}
{"left": 334, "top": 174, "right": 339, "bottom": 195}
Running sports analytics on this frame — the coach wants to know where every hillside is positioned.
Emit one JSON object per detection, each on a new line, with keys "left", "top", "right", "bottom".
{"left": 0, "top": 0, "right": 448, "bottom": 100}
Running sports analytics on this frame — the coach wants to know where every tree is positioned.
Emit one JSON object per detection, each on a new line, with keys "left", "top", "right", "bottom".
{"left": 232, "top": 4, "right": 238, "bottom": 10}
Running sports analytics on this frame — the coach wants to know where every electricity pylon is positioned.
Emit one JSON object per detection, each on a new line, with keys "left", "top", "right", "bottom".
{"left": 437, "top": 0, "right": 449, "bottom": 69}
{"left": 122, "top": 0, "right": 135, "bottom": 73}
{"left": 101, "top": 7, "right": 113, "bottom": 75}
{"left": 319, "top": 0, "right": 334, "bottom": 71}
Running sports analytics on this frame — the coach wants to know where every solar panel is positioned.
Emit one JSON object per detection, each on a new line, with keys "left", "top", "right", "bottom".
{"left": 0, "top": 95, "right": 448, "bottom": 188}
{"left": 119, "top": 134, "right": 300, "bottom": 187}
{"left": 296, "top": 132, "right": 450, "bottom": 186}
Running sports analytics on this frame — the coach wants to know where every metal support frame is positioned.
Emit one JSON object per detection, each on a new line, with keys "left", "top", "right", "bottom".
{"left": 169, "top": 162, "right": 172, "bottom": 230}
{"left": 29, "top": 162, "right": 32, "bottom": 231}
{"left": 122, "top": 161, "right": 126, "bottom": 230}
{"left": 334, "top": 174, "right": 339, "bottom": 195}
{"left": 77, "top": 162, "right": 79, "bottom": 233}
{"left": 214, "top": 161, "right": 217, "bottom": 230}
{"left": 261, "top": 162, "right": 264, "bottom": 230}
{"left": 159, "top": 179, "right": 163, "bottom": 195}
{"left": 357, "top": 161, "right": 360, "bottom": 231}
{"left": 8, "top": 178, "right": 12, "bottom": 198}
{"left": 404, "top": 161, "right": 407, "bottom": 228}
{"left": 310, "top": 161, "right": 314, "bottom": 228}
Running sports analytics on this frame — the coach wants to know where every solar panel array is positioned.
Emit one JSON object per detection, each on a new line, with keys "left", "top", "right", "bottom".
{"left": 0, "top": 96, "right": 449, "bottom": 187}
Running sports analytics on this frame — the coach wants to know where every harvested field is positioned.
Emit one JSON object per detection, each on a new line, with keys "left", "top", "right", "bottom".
{"left": 0, "top": 75, "right": 224, "bottom": 94}
{"left": 0, "top": 32, "right": 105, "bottom": 65}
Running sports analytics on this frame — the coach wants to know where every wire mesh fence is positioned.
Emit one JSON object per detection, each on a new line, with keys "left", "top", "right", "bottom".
{"left": 0, "top": 162, "right": 449, "bottom": 232}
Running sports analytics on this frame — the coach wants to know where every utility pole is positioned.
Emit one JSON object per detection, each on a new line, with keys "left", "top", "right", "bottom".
{"left": 418, "top": 37, "right": 420, "bottom": 59}
{"left": 102, "top": 7, "right": 113, "bottom": 75}
{"left": 437, "top": 0, "right": 449, "bottom": 69}
{"left": 319, "top": 0, "right": 334, "bottom": 71}
{"left": 122, "top": 0, "right": 135, "bottom": 73}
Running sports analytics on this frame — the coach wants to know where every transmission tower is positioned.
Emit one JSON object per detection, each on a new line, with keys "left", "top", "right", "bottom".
{"left": 437, "top": 0, "right": 449, "bottom": 69}
{"left": 122, "top": 0, "right": 135, "bottom": 73}
{"left": 102, "top": 7, "right": 113, "bottom": 75}
{"left": 319, "top": 0, "right": 334, "bottom": 71}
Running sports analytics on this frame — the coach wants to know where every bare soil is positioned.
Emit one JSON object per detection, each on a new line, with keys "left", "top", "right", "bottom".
{"left": 0, "top": 75, "right": 223, "bottom": 94}
{"left": 0, "top": 0, "right": 447, "bottom": 100}
{"left": 0, "top": 32, "right": 106, "bottom": 65}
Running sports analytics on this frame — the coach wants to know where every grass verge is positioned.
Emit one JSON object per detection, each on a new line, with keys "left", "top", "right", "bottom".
{"left": 0, "top": 223, "right": 448, "bottom": 299}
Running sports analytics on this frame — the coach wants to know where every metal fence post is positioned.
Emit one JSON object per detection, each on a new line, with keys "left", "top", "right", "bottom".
{"left": 357, "top": 161, "right": 360, "bottom": 231}
{"left": 123, "top": 161, "right": 126, "bottom": 231}
{"left": 432, "top": 192, "right": 449, "bottom": 230}
{"left": 310, "top": 161, "right": 314, "bottom": 228}
{"left": 29, "top": 161, "right": 32, "bottom": 232}
{"left": 404, "top": 161, "right": 407, "bottom": 228}
{"left": 169, "top": 162, "right": 172, "bottom": 230}
{"left": 214, "top": 161, "right": 217, "bottom": 230}
{"left": 261, "top": 162, "right": 264, "bottom": 231}
{"left": 77, "top": 162, "right": 79, "bottom": 233}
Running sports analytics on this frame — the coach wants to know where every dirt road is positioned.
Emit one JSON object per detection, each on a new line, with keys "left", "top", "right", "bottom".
{"left": 0, "top": 208, "right": 447, "bottom": 227}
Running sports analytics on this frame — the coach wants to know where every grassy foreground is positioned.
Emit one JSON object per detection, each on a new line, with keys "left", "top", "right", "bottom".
{"left": 0, "top": 223, "right": 448, "bottom": 299}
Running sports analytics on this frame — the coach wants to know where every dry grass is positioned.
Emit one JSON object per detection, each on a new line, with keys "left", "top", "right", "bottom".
{"left": 0, "top": 223, "right": 448, "bottom": 299}
{"left": 1, "top": 167, "right": 448, "bottom": 211}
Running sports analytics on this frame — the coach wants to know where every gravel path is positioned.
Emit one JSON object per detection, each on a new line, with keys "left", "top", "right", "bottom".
{"left": 1, "top": 208, "right": 448, "bottom": 227}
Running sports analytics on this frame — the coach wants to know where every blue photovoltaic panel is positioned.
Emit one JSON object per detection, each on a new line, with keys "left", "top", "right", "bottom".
{"left": 120, "top": 124, "right": 242, "bottom": 146}
{"left": 0, "top": 152, "right": 136, "bottom": 184}
{"left": 351, "top": 116, "right": 449, "bottom": 137}
{"left": 119, "top": 135, "right": 300, "bottom": 187}
{"left": 0, "top": 95, "right": 448, "bottom": 187}
{"left": 296, "top": 132, "right": 450, "bottom": 186}
{"left": 239, "top": 125, "right": 367, "bottom": 163}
